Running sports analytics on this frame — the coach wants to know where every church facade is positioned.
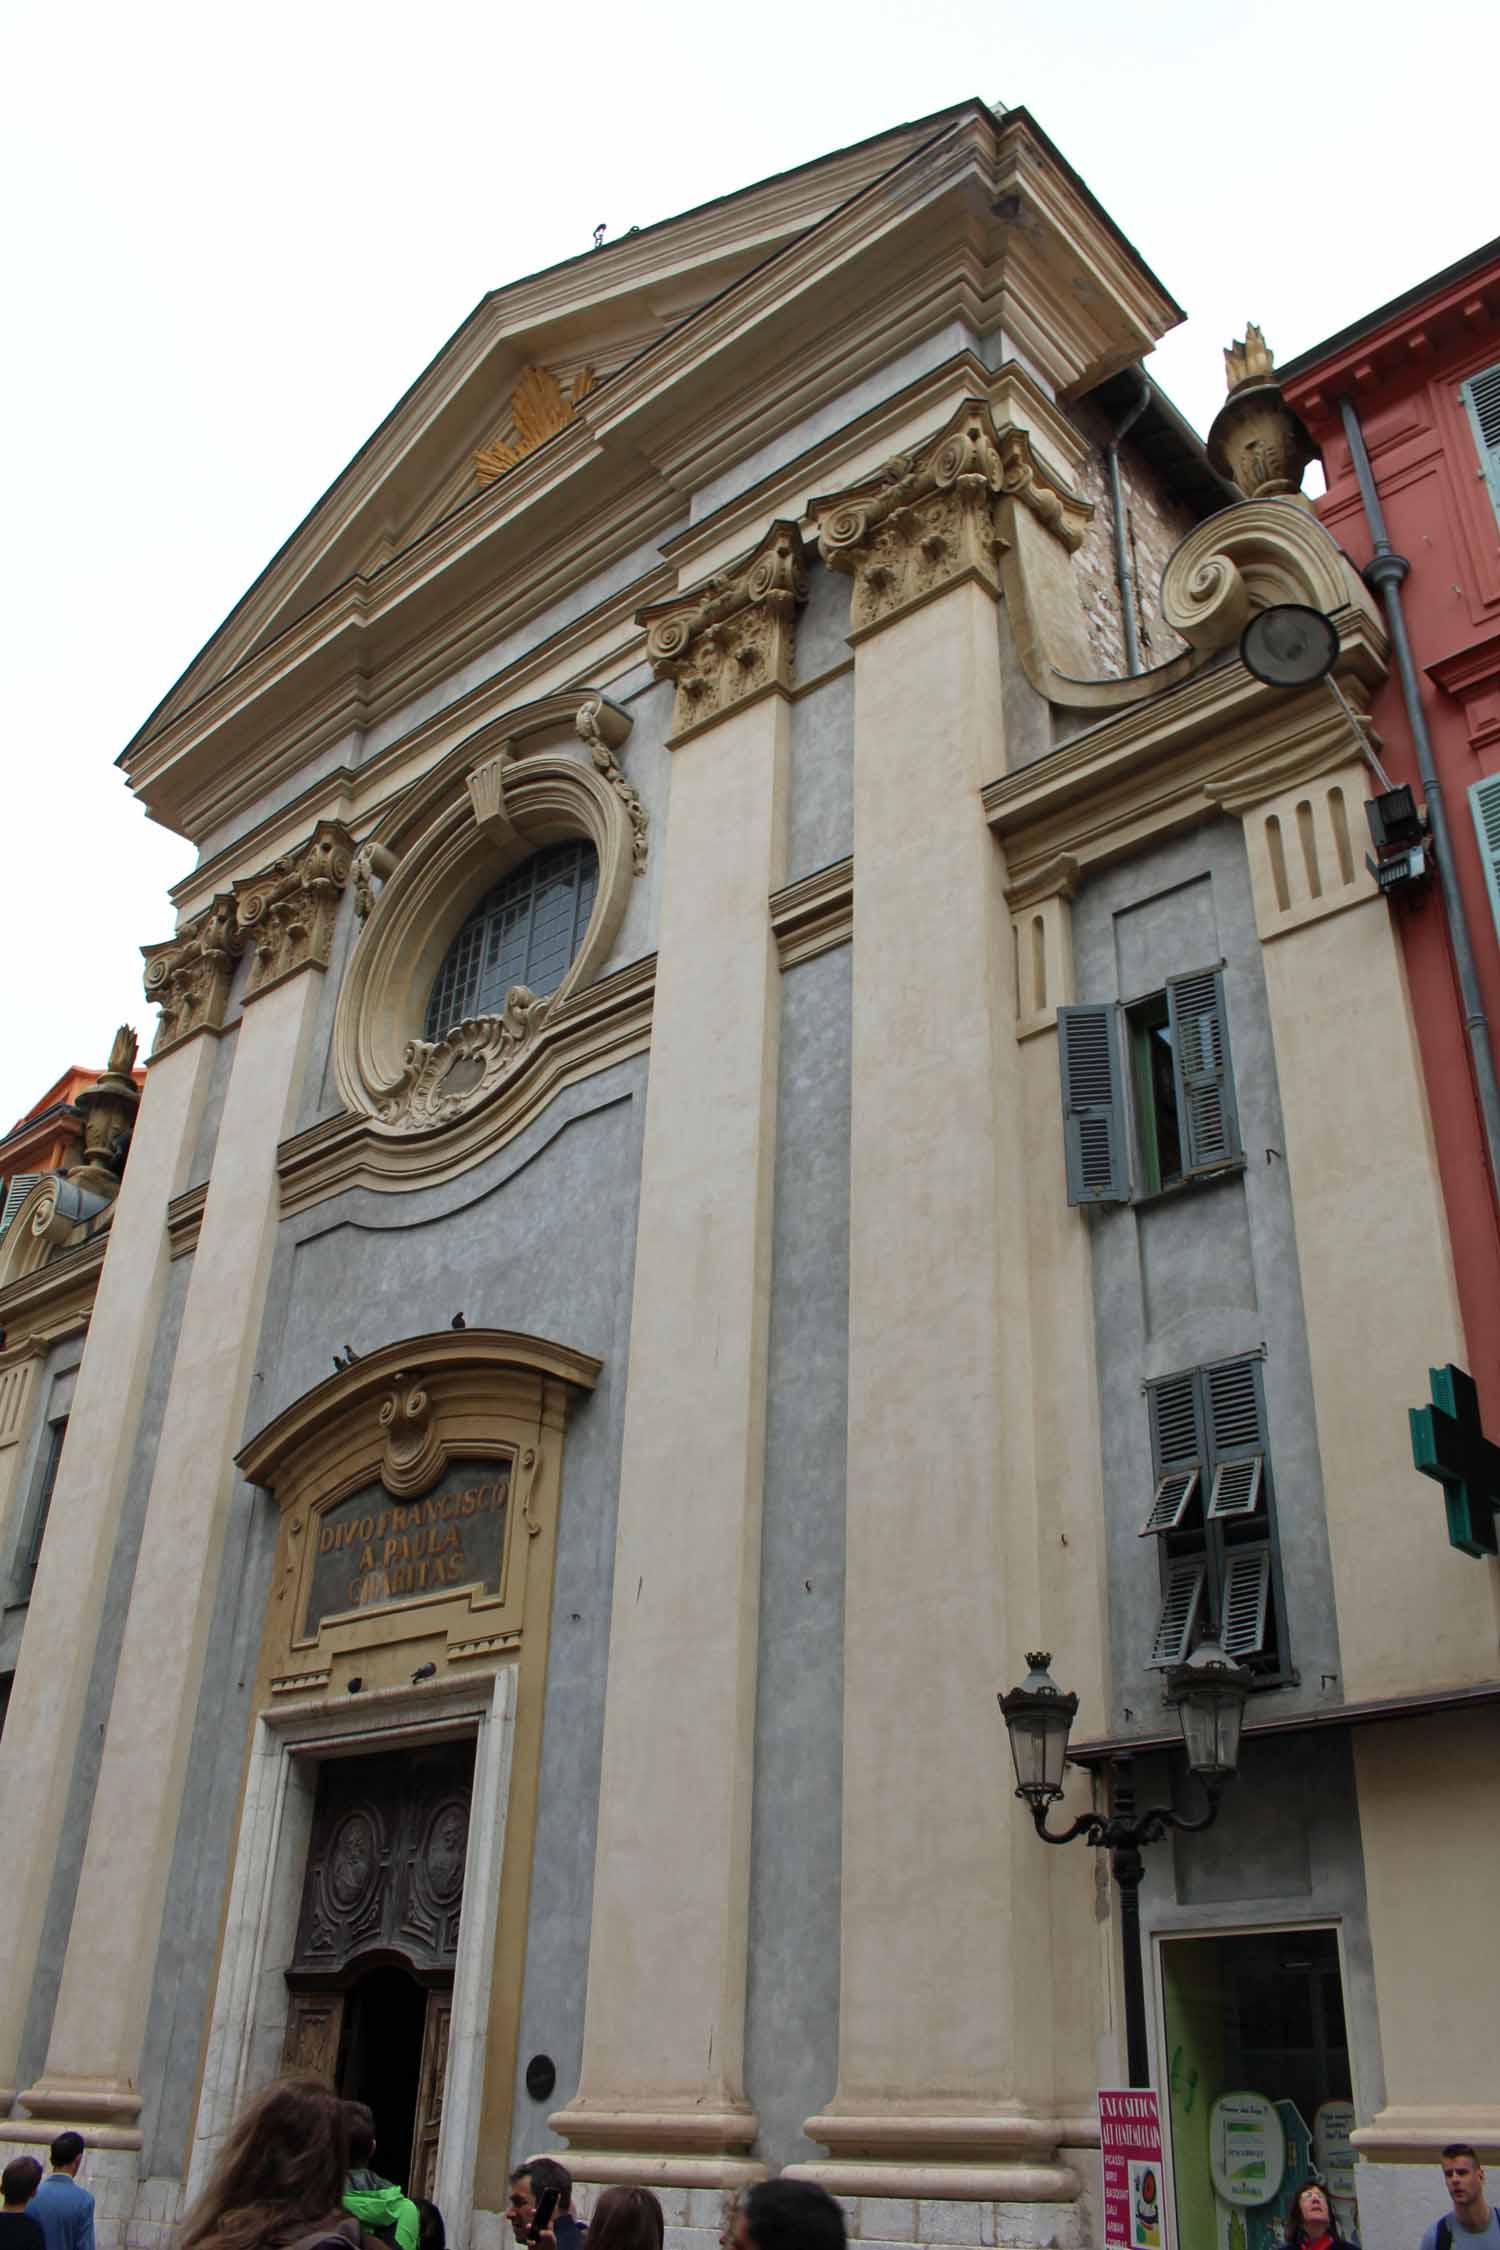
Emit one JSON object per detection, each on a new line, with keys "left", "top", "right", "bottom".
{"left": 1, "top": 100, "right": 1496, "bottom": 2250}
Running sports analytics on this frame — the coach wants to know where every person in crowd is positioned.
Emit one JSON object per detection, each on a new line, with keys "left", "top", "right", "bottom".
{"left": 1283, "top": 2179, "right": 1356, "bottom": 2250}
{"left": 726, "top": 2181, "right": 846, "bottom": 2250}
{"left": 0, "top": 2159, "right": 44, "bottom": 2250}
{"left": 586, "top": 2187, "right": 662, "bottom": 2250}
{"left": 413, "top": 2202, "right": 445, "bottom": 2250}
{"left": 1421, "top": 2147, "right": 1499, "bottom": 2250}
{"left": 340, "top": 2106, "right": 418, "bottom": 2250}
{"left": 176, "top": 2077, "right": 357, "bottom": 2250}
{"left": 29, "top": 2137, "right": 93, "bottom": 2250}
{"left": 507, "top": 2160, "right": 585, "bottom": 2250}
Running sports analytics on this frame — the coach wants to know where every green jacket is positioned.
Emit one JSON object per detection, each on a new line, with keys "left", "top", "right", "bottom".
{"left": 343, "top": 2170, "right": 420, "bottom": 2250}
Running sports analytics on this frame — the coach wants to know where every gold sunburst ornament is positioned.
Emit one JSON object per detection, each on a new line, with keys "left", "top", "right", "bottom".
{"left": 474, "top": 364, "right": 596, "bottom": 487}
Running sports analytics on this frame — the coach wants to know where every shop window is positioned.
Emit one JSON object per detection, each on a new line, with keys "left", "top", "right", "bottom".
{"left": 1460, "top": 362, "right": 1500, "bottom": 526}
{"left": 1142, "top": 1359, "right": 1286, "bottom": 1676}
{"left": 1059, "top": 967, "right": 1241, "bottom": 1205}
{"left": 1161, "top": 1929, "right": 1357, "bottom": 2250}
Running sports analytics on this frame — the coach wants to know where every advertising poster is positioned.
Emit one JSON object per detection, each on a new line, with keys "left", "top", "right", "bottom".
{"left": 1099, "top": 2088, "right": 1169, "bottom": 2250}
{"left": 1209, "top": 2090, "right": 1286, "bottom": 2207}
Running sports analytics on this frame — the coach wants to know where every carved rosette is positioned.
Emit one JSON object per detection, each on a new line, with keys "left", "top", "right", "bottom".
{"left": 376, "top": 989, "right": 556, "bottom": 1131}
{"left": 811, "top": 397, "right": 1090, "bottom": 636}
{"left": 640, "top": 520, "right": 808, "bottom": 742}
{"left": 234, "top": 820, "right": 354, "bottom": 1001}
{"left": 142, "top": 893, "right": 242, "bottom": 1057}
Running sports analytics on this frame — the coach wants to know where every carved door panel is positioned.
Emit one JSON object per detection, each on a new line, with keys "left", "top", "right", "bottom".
{"left": 291, "top": 1742, "right": 474, "bottom": 1978}
{"left": 411, "top": 1989, "right": 453, "bottom": 2200}
{"left": 281, "top": 1989, "right": 345, "bottom": 2082}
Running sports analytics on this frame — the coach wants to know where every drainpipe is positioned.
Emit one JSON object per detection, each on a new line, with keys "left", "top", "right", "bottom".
{"left": 1106, "top": 370, "right": 1151, "bottom": 676}
{"left": 1340, "top": 394, "right": 1500, "bottom": 1205}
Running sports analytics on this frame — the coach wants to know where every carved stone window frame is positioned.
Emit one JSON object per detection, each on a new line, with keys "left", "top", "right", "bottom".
{"left": 334, "top": 694, "right": 642, "bottom": 1135}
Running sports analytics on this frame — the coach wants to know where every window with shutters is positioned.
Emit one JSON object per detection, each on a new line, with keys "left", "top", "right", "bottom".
{"left": 1469, "top": 774, "right": 1500, "bottom": 948}
{"left": 1460, "top": 362, "right": 1500, "bottom": 526}
{"left": 1141, "top": 1357, "right": 1286, "bottom": 1680}
{"left": 1058, "top": 965, "right": 1242, "bottom": 1205}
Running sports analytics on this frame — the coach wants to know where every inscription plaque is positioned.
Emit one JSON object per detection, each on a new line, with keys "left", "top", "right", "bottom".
{"left": 305, "top": 1456, "right": 511, "bottom": 1633}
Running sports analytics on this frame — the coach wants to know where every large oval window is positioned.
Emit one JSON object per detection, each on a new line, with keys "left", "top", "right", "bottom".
{"left": 425, "top": 839, "right": 599, "bottom": 1042}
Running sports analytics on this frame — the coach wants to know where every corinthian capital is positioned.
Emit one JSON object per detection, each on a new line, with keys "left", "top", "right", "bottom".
{"left": 811, "top": 397, "right": 1090, "bottom": 637}
{"left": 234, "top": 820, "right": 355, "bottom": 1001}
{"left": 142, "top": 894, "right": 242, "bottom": 1057}
{"left": 639, "top": 520, "right": 808, "bottom": 743}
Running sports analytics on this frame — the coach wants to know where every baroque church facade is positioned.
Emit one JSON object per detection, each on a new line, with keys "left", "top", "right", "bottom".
{"left": 0, "top": 100, "right": 1495, "bottom": 2250}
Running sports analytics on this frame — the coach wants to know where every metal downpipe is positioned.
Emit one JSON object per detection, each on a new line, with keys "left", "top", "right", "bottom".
{"left": 1339, "top": 393, "right": 1500, "bottom": 1205}
{"left": 1106, "top": 371, "right": 1151, "bottom": 676}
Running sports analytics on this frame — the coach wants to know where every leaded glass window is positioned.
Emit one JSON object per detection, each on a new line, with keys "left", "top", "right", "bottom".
{"left": 425, "top": 841, "right": 599, "bottom": 1042}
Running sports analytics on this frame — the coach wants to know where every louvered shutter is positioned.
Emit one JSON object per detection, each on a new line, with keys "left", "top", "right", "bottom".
{"left": 1057, "top": 1005, "right": 1129, "bottom": 1205}
{"left": 1142, "top": 1369, "right": 1204, "bottom": 1536}
{"left": 0, "top": 1174, "right": 41, "bottom": 1239}
{"left": 1460, "top": 363, "right": 1500, "bottom": 522}
{"left": 1149, "top": 1557, "right": 1207, "bottom": 1667}
{"left": 1166, "top": 967, "right": 1240, "bottom": 1174}
{"left": 1220, "top": 1543, "right": 1272, "bottom": 1658}
{"left": 1469, "top": 775, "right": 1500, "bottom": 947}
{"left": 1203, "top": 1357, "right": 1266, "bottom": 1522}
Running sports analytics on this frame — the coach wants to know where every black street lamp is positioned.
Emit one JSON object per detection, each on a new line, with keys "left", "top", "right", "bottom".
{"left": 998, "top": 1645, "right": 1252, "bottom": 2087}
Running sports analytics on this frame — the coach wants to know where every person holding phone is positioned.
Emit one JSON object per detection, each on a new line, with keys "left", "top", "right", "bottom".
{"left": 506, "top": 2160, "right": 585, "bottom": 2250}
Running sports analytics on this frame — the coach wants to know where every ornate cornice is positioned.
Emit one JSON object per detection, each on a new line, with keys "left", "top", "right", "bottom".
{"left": 810, "top": 397, "right": 1090, "bottom": 639}
{"left": 640, "top": 520, "right": 808, "bottom": 744}
{"left": 234, "top": 820, "right": 354, "bottom": 1002}
{"left": 769, "top": 858, "right": 853, "bottom": 969}
{"left": 141, "top": 893, "right": 241, "bottom": 1057}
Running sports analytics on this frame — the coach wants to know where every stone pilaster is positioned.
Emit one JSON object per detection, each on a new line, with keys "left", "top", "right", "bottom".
{"left": 9, "top": 827, "right": 348, "bottom": 2148}
{"left": 549, "top": 539, "right": 804, "bottom": 2186}
{"left": 791, "top": 424, "right": 1086, "bottom": 2210}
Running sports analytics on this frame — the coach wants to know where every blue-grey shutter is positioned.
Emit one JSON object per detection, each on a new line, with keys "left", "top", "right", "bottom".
{"left": 1057, "top": 1004, "right": 1129, "bottom": 1205}
{"left": 1149, "top": 1557, "right": 1207, "bottom": 1667}
{"left": 1220, "top": 1542, "right": 1272, "bottom": 1658}
{"left": 1142, "top": 1369, "right": 1204, "bottom": 1535}
{"left": 1469, "top": 775, "right": 1500, "bottom": 946}
{"left": 1203, "top": 1357, "right": 1267, "bottom": 1522}
{"left": 1460, "top": 363, "right": 1500, "bottom": 522}
{"left": 1167, "top": 967, "right": 1240, "bottom": 1174}
{"left": 0, "top": 1174, "right": 41, "bottom": 1239}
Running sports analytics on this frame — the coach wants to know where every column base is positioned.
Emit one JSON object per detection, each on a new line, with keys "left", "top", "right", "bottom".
{"left": 0, "top": 2075, "right": 143, "bottom": 2150}
{"left": 796, "top": 2108, "right": 1082, "bottom": 2202}
{"left": 1352, "top": 2104, "right": 1500, "bottom": 2160}
{"left": 548, "top": 2099, "right": 765, "bottom": 2190}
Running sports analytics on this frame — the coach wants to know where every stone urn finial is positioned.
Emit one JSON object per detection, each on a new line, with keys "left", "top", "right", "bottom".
{"left": 1207, "top": 324, "right": 1316, "bottom": 504}
{"left": 69, "top": 1029, "right": 144, "bottom": 1193}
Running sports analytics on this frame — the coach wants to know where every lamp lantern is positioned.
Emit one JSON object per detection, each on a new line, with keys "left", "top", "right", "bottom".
{"left": 1164, "top": 1638, "right": 1253, "bottom": 1783}
{"left": 998, "top": 1650, "right": 1079, "bottom": 1807}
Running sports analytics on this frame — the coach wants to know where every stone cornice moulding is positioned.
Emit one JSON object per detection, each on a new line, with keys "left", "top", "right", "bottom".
{"left": 282, "top": 955, "right": 653, "bottom": 1214}
{"left": 142, "top": 892, "right": 242, "bottom": 1057}
{"left": 233, "top": 820, "right": 355, "bottom": 1002}
{"left": 770, "top": 858, "right": 853, "bottom": 968}
{"left": 640, "top": 521, "right": 808, "bottom": 743}
{"left": 0, "top": 1232, "right": 106, "bottom": 1340}
{"left": 810, "top": 397, "right": 1090, "bottom": 640}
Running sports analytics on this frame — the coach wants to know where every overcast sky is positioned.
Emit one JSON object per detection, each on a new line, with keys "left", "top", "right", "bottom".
{"left": 3, "top": 0, "right": 1493, "bottom": 1132}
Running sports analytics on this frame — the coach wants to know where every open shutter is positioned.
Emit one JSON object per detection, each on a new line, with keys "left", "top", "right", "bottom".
{"left": 1057, "top": 1004, "right": 1129, "bottom": 1205}
{"left": 1142, "top": 1369, "right": 1203, "bottom": 1536}
{"left": 1167, "top": 967, "right": 1240, "bottom": 1174}
{"left": 1149, "top": 1557, "right": 1206, "bottom": 1667}
{"left": 1469, "top": 775, "right": 1500, "bottom": 946}
{"left": 1460, "top": 363, "right": 1500, "bottom": 522}
{"left": 1203, "top": 1357, "right": 1266, "bottom": 1522}
{"left": 1220, "top": 1543, "right": 1272, "bottom": 1658}
{"left": 0, "top": 1173, "right": 41, "bottom": 1239}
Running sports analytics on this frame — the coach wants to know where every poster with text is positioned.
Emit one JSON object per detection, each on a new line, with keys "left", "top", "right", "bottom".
{"left": 1100, "top": 2088, "right": 1169, "bottom": 2250}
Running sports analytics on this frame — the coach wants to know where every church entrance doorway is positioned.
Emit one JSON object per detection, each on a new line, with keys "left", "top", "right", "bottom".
{"left": 280, "top": 1738, "right": 474, "bottom": 2199}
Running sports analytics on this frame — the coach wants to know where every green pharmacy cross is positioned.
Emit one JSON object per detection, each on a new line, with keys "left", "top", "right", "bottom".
{"left": 1410, "top": 1363, "right": 1500, "bottom": 1558}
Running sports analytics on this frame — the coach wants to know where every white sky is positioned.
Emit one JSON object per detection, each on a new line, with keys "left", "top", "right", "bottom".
{"left": 2, "top": 0, "right": 1493, "bottom": 1133}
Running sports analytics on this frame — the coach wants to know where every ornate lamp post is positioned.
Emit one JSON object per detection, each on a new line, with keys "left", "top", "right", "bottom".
{"left": 998, "top": 1644, "right": 1252, "bottom": 2086}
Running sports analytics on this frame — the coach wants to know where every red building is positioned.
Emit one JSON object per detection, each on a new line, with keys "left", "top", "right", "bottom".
{"left": 1282, "top": 241, "right": 1500, "bottom": 1422}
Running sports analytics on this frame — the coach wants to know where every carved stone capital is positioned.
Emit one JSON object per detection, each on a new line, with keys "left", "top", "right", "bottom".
{"left": 810, "top": 398, "right": 1090, "bottom": 639}
{"left": 142, "top": 894, "right": 242, "bottom": 1057}
{"left": 640, "top": 520, "right": 808, "bottom": 743}
{"left": 234, "top": 820, "right": 354, "bottom": 1001}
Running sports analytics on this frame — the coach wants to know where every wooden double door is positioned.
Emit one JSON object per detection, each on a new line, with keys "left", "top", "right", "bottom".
{"left": 281, "top": 1740, "right": 474, "bottom": 2199}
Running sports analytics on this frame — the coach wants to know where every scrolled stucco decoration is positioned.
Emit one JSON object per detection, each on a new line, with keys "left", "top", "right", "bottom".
{"left": 810, "top": 397, "right": 1091, "bottom": 637}
{"left": 1160, "top": 500, "right": 1378, "bottom": 655}
{"left": 333, "top": 726, "right": 637, "bottom": 1137}
{"left": 377, "top": 1369, "right": 445, "bottom": 1497}
{"left": 234, "top": 820, "right": 354, "bottom": 1000}
{"left": 575, "top": 697, "right": 647, "bottom": 871}
{"left": 142, "top": 893, "right": 242, "bottom": 1057}
{"left": 640, "top": 520, "right": 808, "bottom": 742}
{"left": 353, "top": 842, "right": 399, "bottom": 922}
